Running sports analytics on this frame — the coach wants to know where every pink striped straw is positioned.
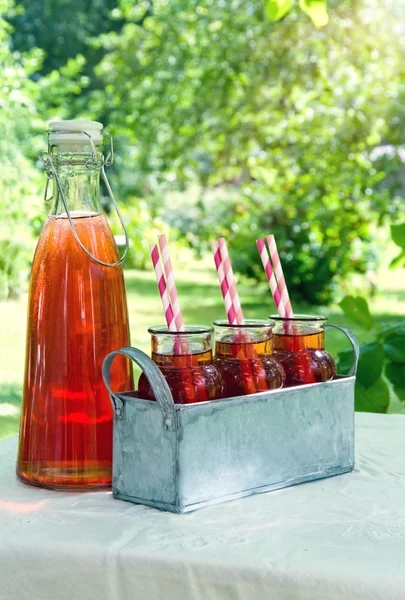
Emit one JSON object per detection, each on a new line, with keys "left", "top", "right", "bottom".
{"left": 211, "top": 241, "right": 236, "bottom": 325}
{"left": 158, "top": 234, "right": 185, "bottom": 332}
{"left": 256, "top": 239, "right": 286, "bottom": 317}
{"left": 151, "top": 242, "right": 197, "bottom": 398}
{"left": 218, "top": 238, "right": 244, "bottom": 325}
{"left": 266, "top": 234, "right": 294, "bottom": 317}
{"left": 150, "top": 244, "right": 176, "bottom": 331}
{"left": 212, "top": 241, "right": 264, "bottom": 394}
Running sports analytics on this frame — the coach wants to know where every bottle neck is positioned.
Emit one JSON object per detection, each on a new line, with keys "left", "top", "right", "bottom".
{"left": 50, "top": 150, "right": 102, "bottom": 217}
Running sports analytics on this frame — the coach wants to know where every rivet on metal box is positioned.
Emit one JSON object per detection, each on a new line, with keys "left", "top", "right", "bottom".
{"left": 102, "top": 325, "right": 359, "bottom": 514}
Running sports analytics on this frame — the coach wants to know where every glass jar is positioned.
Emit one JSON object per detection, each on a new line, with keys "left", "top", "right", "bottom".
{"left": 271, "top": 315, "right": 336, "bottom": 387}
{"left": 214, "top": 320, "right": 285, "bottom": 397}
{"left": 138, "top": 325, "right": 224, "bottom": 404}
{"left": 17, "top": 121, "right": 133, "bottom": 491}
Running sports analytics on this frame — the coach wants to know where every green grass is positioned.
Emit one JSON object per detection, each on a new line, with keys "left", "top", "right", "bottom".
{"left": 1, "top": 259, "right": 405, "bottom": 440}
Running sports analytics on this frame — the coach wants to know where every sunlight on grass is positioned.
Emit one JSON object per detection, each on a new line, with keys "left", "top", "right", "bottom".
{"left": 0, "top": 404, "right": 20, "bottom": 417}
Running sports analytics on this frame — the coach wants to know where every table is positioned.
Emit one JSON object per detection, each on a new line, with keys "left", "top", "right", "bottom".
{"left": 1, "top": 413, "right": 405, "bottom": 600}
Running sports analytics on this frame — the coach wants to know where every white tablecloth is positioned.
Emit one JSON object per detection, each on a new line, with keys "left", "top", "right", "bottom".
{"left": 1, "top": 413, "right": 405, "bottom": 600}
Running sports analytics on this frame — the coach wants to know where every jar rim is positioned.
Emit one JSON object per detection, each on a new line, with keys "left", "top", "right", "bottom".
{"left": 148, "top": 324, "right": 213, "bottom": 335}
{"left": 214, "top": 319, "right": 275, "bottom": 328}
{"left": 268, "top": 314, "right": 327, "bottom": 323}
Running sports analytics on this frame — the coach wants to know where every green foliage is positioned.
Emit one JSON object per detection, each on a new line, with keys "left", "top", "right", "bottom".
{"left": 298, "top": 0, "right": 328, "bottom": 27}
{"left": 266, "top": 0, "right": 294, "bottom": 22}
{"left": 383, "top": 327, "right": 405, "bottom": 363}
{"left": 390, "top": 221, "right": 405, "bottom": 269}
{"left": 338, "top": 295, "right": 405, "bottom": 413}
{"left": 338, "top": 296, "right": 374, "bottom": 331}
{"left": 1, "top": 0, "right": 405, "bottom": 307}
{"left": 266, "top": 0, "right": 328, "bottom": 27}
{"left": 0, "top": 0, "right": 124, "bottom": 299}
{"left": 356, "top": 342, "right": 385, "bottom": 389}
{"left": 8, "top": 0, "right": 122, "bottom": 75}
{"left": 0, "top": 0, "right": 45, "bottom": 299}
{"left": 110, "top": 199, "right": 166, "bottom": 270}
{"left": 391, "top": 221, "right": 405, "bottom": 248}
{"left": 87, "top": 0, "right": 405, "bottom": 303}
{"left": 385, "top": 361, "right": 404, "bottom": 388}
{"left": 354, "top": 379, "right": 390, "bottom": 414}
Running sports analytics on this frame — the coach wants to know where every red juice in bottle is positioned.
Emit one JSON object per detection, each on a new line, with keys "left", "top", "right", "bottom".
{"left": 17, "top": 214, "right": 132, "bottom": 489}
{"left": 17, "top": 121, "right": 133, "bottom": 490}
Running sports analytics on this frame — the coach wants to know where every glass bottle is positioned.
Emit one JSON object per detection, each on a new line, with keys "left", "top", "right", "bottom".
{"left": 214, "top": 320, "right": 285, "bottom": 397}
{"left": 138, "top": 325, "right": 224, "bottom": 403}
{"left": 271, "top": 314, "right": 336, "bottom": 387}
{"left": 17, "top": 121, "right": 133, "bottom": 490}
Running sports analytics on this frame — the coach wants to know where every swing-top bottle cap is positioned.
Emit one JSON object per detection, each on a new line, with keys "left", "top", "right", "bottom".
{"left": 48, "top": 120, "right": 103, "bottom": 146}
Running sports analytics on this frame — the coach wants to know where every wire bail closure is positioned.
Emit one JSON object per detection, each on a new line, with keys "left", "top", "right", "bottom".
{"left": 40, "top": 128, "right": 128, "bottom": 268}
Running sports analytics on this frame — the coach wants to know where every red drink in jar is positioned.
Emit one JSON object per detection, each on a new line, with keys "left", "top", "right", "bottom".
{"left": 138, "top": 326, "right": 224, "bottom": 404}
{"left": 271, "top": 315, "right": 336, "bottom": 387}
{"left": 214, "top": 320, "right": 285, "bottom": 397}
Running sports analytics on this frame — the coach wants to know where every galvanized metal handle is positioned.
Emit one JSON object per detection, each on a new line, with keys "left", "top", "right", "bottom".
{"left": 102, "top": 347, "right": 176, "bottom": 431}
{"left": 325, "top": 325, "right": 359, "bottom": 376}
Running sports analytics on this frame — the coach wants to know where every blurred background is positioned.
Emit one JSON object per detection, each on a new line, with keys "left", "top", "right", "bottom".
{"left": 1, "top": 0, "right": 404, "bottom": 438}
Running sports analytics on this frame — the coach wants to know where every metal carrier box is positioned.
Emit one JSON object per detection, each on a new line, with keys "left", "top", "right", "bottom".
{"left": 102, "top": 325, "right": 358, "bottom": 514}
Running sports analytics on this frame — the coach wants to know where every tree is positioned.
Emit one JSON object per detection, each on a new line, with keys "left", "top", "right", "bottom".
{"left": 3, "top": 0, "right": 405, "bottom": 302}
{"left": 9, "top": 0, "right": 123, "bottom": 75}
{"left": 88, "top": 0, "right": 404, "bottom": 303}
{"left": 0, "top": 0, "right": 45, "bottom": 298}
